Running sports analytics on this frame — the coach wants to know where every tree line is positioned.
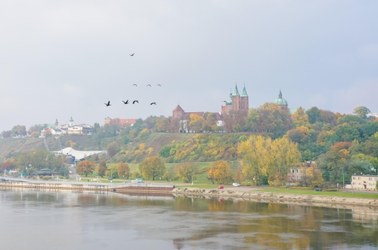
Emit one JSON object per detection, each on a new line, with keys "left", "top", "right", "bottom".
{"left": 1, "top": 104, "right": 377, "bottom": 187}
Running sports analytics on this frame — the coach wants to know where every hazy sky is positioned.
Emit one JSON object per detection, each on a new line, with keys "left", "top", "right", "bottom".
{"left": 1, "top": 0, "right": 377, "bottom": 132}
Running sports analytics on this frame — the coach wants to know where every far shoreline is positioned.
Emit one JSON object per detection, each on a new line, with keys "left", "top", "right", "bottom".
{"left": 1, "top": 178, "right": 377, "bottom": 210}
{"left": 172, "top": 186, "right": 378, "bottom": 210}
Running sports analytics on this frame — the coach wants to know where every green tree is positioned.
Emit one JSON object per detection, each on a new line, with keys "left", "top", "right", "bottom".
{"left": 15, "top": 149, "right": 65, "bottom": 176}
{"left": 306, "top": 107, "right": 321, "bottom": 124}
{"left": 318, "top": 142, "right": 352, "bottom": 186}
{"left": 354, "top": 106, "right": 371, "bottom": 119}
{"left": 11, "top": 125, "right": 27, "bottom": 137}
{"left": 139, "top": 156, "right": 166, "bottom": 180}
{"left": 107, "top": 141, "right": 120, "bottom": 158}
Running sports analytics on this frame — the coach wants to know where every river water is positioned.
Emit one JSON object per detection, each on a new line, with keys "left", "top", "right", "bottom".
{"left": 0, "top": 189, "right": 377, "bottom": 250}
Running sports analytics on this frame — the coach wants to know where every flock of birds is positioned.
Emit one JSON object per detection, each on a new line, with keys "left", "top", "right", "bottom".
{"left": 104, "top": 53, "right": 161, "bottom": 107}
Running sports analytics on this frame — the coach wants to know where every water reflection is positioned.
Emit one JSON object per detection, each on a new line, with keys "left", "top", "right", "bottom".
{"left": 0, "top": 189, "right": 377, "bottom": 250}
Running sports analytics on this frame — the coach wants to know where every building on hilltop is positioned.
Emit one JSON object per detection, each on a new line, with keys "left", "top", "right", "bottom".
{"left": 275, "top": 90, "right": 288, "bottom": 108}
{"left": 220, "top": 84, "right": 250, "bottom": 132}
{"left": 171, "top": 84, "right": 249, "bottom": 133}
{"left": 172, "top": 105, "right": 221, "bottom": 133}
{"left": 40, "top": 118, "right": 93, "bottom": 137}
{"left": 221, "top": 84, "right": 249, "bottom": 115}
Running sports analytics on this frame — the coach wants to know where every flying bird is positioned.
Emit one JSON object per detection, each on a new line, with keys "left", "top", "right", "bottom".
{"left": 122, "top": 100, "right": 129, "bottom": 104}
{"left": 150, "top": 102, "right": 157, "bottom": 105}
{"left": 130, "top": 53, "right": 135, "bottom": 56}
{"left": 132, "top": 84, "right": 138, "bottom": 87}
{"left": 146, "top": 84, "right": 152, "bottom": 87}
{"left": 133, "top": 100, "right": 139, "bottom": 104}
{"left": 105, "top": 101, "right": 111, "bottom": 106}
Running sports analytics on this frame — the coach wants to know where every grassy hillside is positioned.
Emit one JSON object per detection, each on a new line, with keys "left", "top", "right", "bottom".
{"left": 0, "top": 134, "right": 105, "bottom": 160}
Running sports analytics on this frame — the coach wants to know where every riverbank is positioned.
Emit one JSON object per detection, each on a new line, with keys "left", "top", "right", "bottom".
{"left": 1, "top": 177, "right": 377, "bottom": 209}
{"left": 172, "top": 187, "right": 378, "bottom": 209}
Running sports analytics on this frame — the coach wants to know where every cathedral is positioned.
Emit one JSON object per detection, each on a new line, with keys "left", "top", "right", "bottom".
{"left": 221, "top": 84, "right": 249, "bottom": 115}
{"left": 171, "top": 84, "right": 288, "bottom": 132}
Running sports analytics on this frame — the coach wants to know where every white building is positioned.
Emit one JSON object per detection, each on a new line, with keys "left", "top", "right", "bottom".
{"left": 40, "top": 118, "right": 93, "bottom": 137}
{"left": 351, "top": 175, "right": 378, "bottom": 191}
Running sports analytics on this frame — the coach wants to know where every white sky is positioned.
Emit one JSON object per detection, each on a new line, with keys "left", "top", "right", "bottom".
{"left": 0, "top": 0, "right": 377, "bottom": 131}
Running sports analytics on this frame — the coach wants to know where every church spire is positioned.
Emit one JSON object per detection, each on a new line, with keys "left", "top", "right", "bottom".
{"left": 231, "top": 84, "right": 240, "bottom": 96}
{"left": 241, "top": 84, "right": 248, "bottom": 97}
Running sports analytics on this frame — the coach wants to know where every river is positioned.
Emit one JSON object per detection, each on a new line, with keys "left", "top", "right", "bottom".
{"left": 0, "top": 189, "right": 377, "bottom": 250}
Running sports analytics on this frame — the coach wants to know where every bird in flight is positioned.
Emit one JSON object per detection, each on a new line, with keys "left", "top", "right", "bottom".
{"left": 130, "top": 53, "right": 135, "bottom": 56}
{"left": 146, "top": 84, "right": 152, "bottom": 87}
{"left": 133, "top": 100, "right": 139, "bottom": 104}
{"left": 105, "top": 101, "right": 111, "bottom": 106}
{"left": 122, "top": 100, "right": 129, "bottom": 104}
{"left": 150, "top": 102, "right": 157, "bottom": 105}
{"left": 132, "top": 84, "right": 138, "bottom": 87}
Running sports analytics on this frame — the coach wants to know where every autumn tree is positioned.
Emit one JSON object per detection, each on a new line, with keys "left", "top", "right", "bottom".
{"left": 139, "top": 156, "right": 166, "bottom": 180}
{"left": 175, "top": 162, "right": 198, "bottom": 183}
{"left": 97, "top": 160, "right": 107, "bottom": 177}
{"left": 291, "top": 107, "right": 309, "bottom": 127}
{"left": 189, "top": 113, "right": 204, "bottom": 132}
{"left": 155, "top": 116, "right": 170, "bottom": 132}
{"left": 76, "top": 160, "right": 96, "bottom": 177}
{"left": 238, "top": 135, "right": 271, "bottom": 185}
{"left": 299, "top": 162, "right": 324, "bottom": 187}
{"left": 268, "top": 137, "right": 301, "bottom": 186}
{"left": 28, "top": 124, "right": 47, "bottom": 138}
{"left": 208, "top": 161, "right": 233, "bottom": 184}
{"left": 202, "top": 112, "right": 218, "bottom": 132}
{"left": 117, "top": 162, "right": 130, "bottom": 179}
{"left": 246, "top": 103, "right": 293, "bottom": 138}
{"left": 306, "top": 107, "right": 336, "bottom": 125}
{"left": 1, "top": 159, "right": 16, "bottom": 172}
{"left": 238, "top": 135, "right": 301, "bottom": 186}
{"left": 287, "top": 126, "right": 310, "bottom": 144}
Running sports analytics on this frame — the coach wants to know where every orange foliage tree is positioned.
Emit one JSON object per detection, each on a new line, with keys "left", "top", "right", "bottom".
{"left": 117, "top": 162, "right": 130, "bottom": 179}
{"left": 76, "top": 160, "right": 96, "bottom": 177}
{"left": 208, "top": 161, "right": 233, "bottom": 184}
